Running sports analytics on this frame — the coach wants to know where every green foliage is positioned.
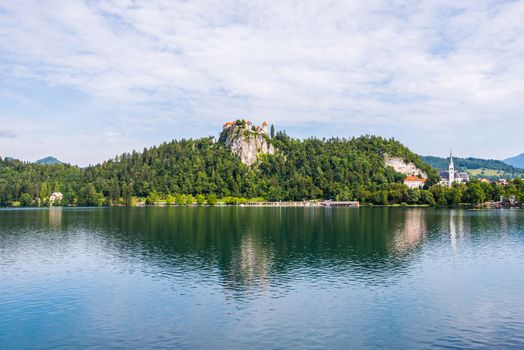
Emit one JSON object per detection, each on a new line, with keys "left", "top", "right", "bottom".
{"left": 420, "top": 190, "right": 435, "bottom": 206}
{"left": 165, "top": 194, "right": 175, "bottom": 205}
{"left": 79, "top": 184, "right": 104, "bottom": 206}
{"left": 196, "top": 194, "right": 205, "bottom": 205}
{"left": 207, "top": 194, "right": 217, "bottom": 206}
{"left": 463, "top": 181, "right": 486, "bottom": 205}
{"left": 19, "top": 193, "right": 33, "bottom": 207}
{"left": 1, "top": 134, "right": 523, "bottom": 207}
{"left": 145, "top": 190, "right": 160, "bottom": 205}
{"left": 174, "top": 194, "right": 185, "bottom": 205}
{"left": 223, "top": 196, "right": 239, "bottom": 205}
{"left": 39, "top": 182, "right": 49, "bottom": 201}
{"left": 185, "top": 195, "right": 195, "bottom": 205}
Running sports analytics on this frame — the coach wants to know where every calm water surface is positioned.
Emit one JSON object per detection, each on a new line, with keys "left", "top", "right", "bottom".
{"left": 1, "top": 207, "right": 524, "bottom": 349}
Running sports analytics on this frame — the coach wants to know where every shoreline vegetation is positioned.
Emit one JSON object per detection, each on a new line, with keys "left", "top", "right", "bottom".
{"left": 3, "top": 177, "right": 523, "bottom": 209}
{"left": 5, "top": 194, "right": 522, "bottom": 210}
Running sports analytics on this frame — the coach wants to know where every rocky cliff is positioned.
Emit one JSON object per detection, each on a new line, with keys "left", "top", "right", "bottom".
{"left": 219, "top": 120, "right": 275, "bottom": 166}
{"left": 384, "top": 155, "right": 427, "bottom": 178}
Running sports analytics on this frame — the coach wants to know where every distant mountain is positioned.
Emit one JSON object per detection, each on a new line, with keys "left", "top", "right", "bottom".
{"left": 504, "top": 153, "right": 524, "bottom": 169}
{"left": 420, "top": 155, "right": 524, "bottom": 180}
{"left": 35, "top": 156, "right": 62, "bottom": 165}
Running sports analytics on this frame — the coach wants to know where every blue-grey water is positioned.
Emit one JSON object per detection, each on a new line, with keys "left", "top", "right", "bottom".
{"left": 1, "top": 207, "right": 524, "bottom": 349}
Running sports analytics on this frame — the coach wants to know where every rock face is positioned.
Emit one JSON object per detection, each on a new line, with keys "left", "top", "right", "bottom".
{"left": 384, "top": 155, "right": 427, "bottom": 178}
{"left": 220, "top": 120, "right": 275, "bottom": 166}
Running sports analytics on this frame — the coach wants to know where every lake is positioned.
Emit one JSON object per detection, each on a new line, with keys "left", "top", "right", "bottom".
{"left": 1, "top": 207, "right": 524, "bottom": 349}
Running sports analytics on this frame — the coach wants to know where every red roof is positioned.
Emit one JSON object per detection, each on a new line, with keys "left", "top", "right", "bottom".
{"left": 404, "top": 176, "right": 426, "bottom": 182}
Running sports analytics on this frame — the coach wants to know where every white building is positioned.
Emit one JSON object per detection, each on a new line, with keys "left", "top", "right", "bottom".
{"left": 439, "top": 151, "right": 469, "bottom": 186}
{"left": 404, "top": 176, "right": 426, "bottom": 189}
{"left": 49, "top": 192, "right": 63, "bottom": 206}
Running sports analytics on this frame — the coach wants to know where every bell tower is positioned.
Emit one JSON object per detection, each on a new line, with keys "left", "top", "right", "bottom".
{"left": 448, "top": 150, "right": 455, "bottom": 186}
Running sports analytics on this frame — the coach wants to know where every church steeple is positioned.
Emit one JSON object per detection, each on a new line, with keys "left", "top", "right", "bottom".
{"left": 448, "top": 149, "right": 455, "bottom": 185}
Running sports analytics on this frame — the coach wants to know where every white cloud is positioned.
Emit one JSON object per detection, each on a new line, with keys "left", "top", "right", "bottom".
{"left": 0, "top": 0, "right": 523, "bottom": 163}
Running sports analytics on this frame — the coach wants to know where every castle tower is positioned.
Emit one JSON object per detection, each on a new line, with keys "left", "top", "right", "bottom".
{"left": 448, "top": 150, "right": 455, "bottom": 186}
{"left": 261, "top": 121, "right": 268, "bottom": 133}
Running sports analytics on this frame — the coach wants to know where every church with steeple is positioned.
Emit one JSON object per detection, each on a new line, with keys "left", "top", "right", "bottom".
{"left": 439, "top": 151, "right": 469, "bottom": 186}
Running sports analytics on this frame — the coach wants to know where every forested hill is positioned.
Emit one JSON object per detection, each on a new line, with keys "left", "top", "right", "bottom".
{"left": 0, "top": 132, "right": 439, "bottom": 206}
{"left": 421, "top": 156, "right": 524, "bottom": 180}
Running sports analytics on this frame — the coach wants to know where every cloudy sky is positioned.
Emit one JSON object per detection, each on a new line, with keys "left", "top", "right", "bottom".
{"left": 1, "top": 0, "right": 523, "bottom": 166}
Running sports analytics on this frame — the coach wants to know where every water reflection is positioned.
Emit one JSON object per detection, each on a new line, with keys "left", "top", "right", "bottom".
{"left": 392, "top": 209, "right": 426, "bottom": 254}
{"left": 226, "top": 234, "right": 272, "bottom": 292}
{"left": 48, "top": 207, "right": 63, "bottom": 228}
{"left": 1, "top": 207, "right": 524, "bottom": 349}
{"left": 3, "top": 207, "right": 522, "bottom": 291}
{"left": 449, "top": 210, "right": 464, "bottom": 252}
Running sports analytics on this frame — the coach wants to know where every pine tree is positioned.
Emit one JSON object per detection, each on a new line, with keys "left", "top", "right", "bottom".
{"left": 39, "top": 182, "right": 49, "bottom": 201}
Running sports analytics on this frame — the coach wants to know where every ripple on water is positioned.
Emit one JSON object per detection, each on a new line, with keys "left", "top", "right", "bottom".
{"left": 1, "top": 207, "right": 524, "bottom": 349}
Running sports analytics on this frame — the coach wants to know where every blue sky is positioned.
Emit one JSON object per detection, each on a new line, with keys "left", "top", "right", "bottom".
{"left": 1, "top": 0, "right": 523, "bottom": 166}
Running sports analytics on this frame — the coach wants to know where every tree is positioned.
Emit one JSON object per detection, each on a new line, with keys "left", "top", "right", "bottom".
{"left": 196, "top": 194, "right": 205, "bottom": 205}
{"left": 185, "top": 195, "right": 195, "bottom": 205}
{"left": 109, "top": 180, "right": 120, "bottom": 206}
{"left": 464, "top": 182, "right": 486, "bottom": 205}
{"left": 270, "top": 124, "right": 275, "bottom": 138}
{"left": 420, "top": 190, "right": 435, "bottom": 206}
{"left": 445, "top": 186, "right": 463, "bottom": 206}
{"left": 145, "top": 191, "right": 160, "bottom": 205}
{"left": 39, "top": 182, "right": 49, "bottom": 202}
{"left": 208, "top": 194, "right": 217, "bottom": 206}
{"left": 406, "top": 189, "right": 420, "bottom": 204}
{"left": 20, "top": 193, "right": 33, "bottom": 207}
{"left": 81, "top": 184, "right": 103, "bottom": 206}
{"left": 175, "top": 194, "right": 185, "bottom": 205}
{"left": 123, "top": 183, "right": 133, "bottom": 207}
{"left": 165, "top": 194, "right": 175, "bottom": 205}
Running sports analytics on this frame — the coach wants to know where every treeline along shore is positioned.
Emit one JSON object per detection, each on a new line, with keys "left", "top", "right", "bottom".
{"left": 1, "top": 121, "right": 523, "bottom": 208}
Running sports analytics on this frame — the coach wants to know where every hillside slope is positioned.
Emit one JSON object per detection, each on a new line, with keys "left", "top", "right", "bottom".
{"left": 421, "top": 156, "right": 524, "bottom": 180}
{"left": 86, "top": 132, "right": 439, "bottom": 201}
{"left": 504, "top": 153, "right": 524, "bottom": 169}
{"left": 0, "top": 129, "right": 438, "bottom": 205}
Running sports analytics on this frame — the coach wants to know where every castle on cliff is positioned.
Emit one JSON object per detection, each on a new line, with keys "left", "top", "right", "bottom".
{"left": 220, "top": 119, "right": 274, "bottom": 166}
{"left": 223, "top": 120, "right": 268, "bottom": 134}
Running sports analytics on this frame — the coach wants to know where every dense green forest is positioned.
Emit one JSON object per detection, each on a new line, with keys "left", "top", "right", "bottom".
{"left": 421, "top": 155, "right": 524, "bottom": 180}
{"left": 1, "top": 130, "right": 523, "bottom": 207}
